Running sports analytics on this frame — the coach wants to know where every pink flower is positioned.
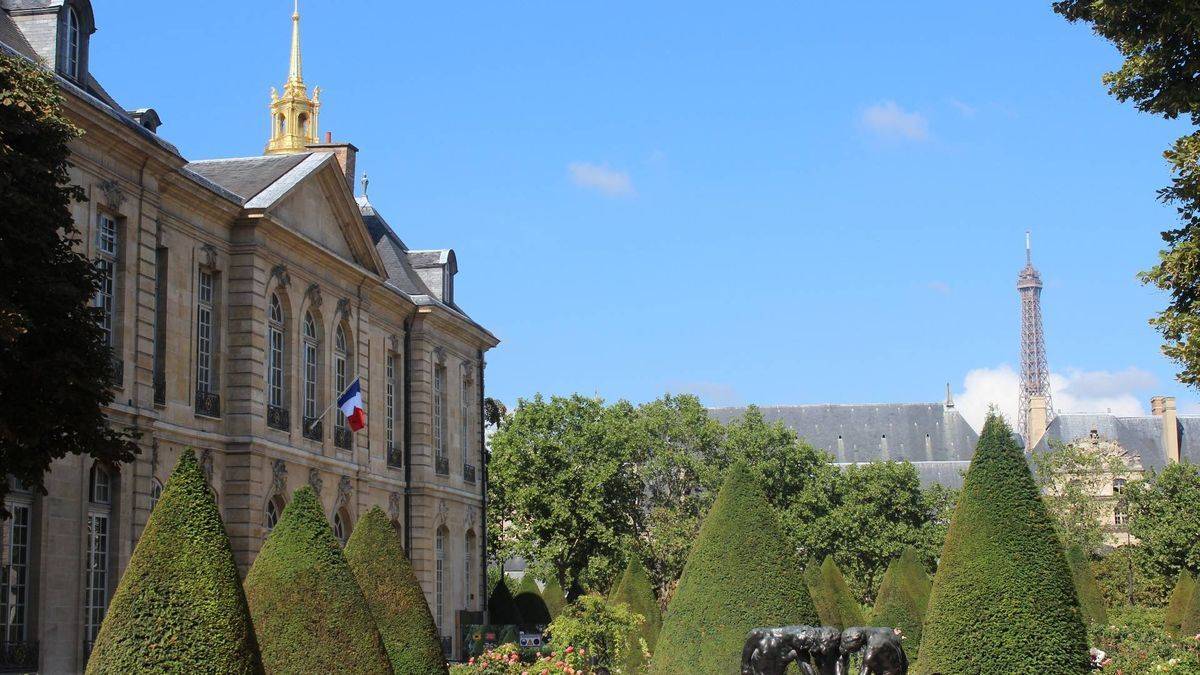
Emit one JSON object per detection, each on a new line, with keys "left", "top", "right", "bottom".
{"left": 565, "top": 646, "right": 574, "bottom": 653}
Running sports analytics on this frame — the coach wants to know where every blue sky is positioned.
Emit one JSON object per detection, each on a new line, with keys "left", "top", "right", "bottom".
{"left": 89, "top": 1, "right": 1197, "bottom": 429}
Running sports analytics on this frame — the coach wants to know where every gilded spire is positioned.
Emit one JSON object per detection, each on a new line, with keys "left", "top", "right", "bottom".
{"left": 288, "top": 0, "right": 302, "bottom": 86}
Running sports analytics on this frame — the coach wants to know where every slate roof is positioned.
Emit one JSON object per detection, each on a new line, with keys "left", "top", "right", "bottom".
{"left": 1032, "top": 412, "right": 1200, "bottom": 469}
{"left": 185, "top": 154, "right": 310, "bottom": 203}
{"left": 0, "top": 9, "right": 35, "bottom": 58}
{"left": 834, "top": 459, "right": 970, "bottom": 489}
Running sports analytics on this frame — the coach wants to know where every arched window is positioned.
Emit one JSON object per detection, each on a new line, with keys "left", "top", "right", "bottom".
{"left": 435, "top": 527, "right": 446, "bottom": 632}
{"left": 265, "top": 497, "right": 283, "bottom": 532}
{"left": 333, "top": 325, "right": 350, "bottom": 440}
{"left": 302, "top": 312, "right": 319, "bottom": 428}
{"left": 149, "top": 479, "right": 163, "bottom": 511}
{"left": 278, "top": 114, "right": 286, "bottom": 137}
{"left": 465, "top": 531, "right": 476, "bottom": 608}
{"left": 63, "top": 7, "right": 81, "bottom": 79}
{"left": 298, "top": 113, "right": 309, "bottom": 137}
{"left": 267, "top": 294, "right": 286, "bottom": 414}
{"left": 333, "top": 510, "right": 349, "bottom": 546}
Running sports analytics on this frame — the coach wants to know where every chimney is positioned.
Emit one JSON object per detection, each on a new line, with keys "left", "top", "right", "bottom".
{"left": 306, "top": 134, "right": 359, "bottom": 194}
{"left": 1151, "top": 396, "right": 1165, "bottom": 416}
{"left": 1159, "top": 396, "right": 1180, "bottom": 463}
{"left": 1028, "top": 395, "right": 1048, "bottom": 449}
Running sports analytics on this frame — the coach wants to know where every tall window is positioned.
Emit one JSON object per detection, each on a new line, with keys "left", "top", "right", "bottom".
{"left": 303, "top": 313, "right": 318, "bottom": 421}
{"left": 333, "top": 511, "right": 347, "bottom": 545}
{"left": 196, "top": 270, "right": 215, "bottom": 393}
{"left": 64, "top": 7, "right": 80, "bottom": 79}
{"left": 268, "top": 294, "right": 285, "bottom": 408}
{"left": 265, "top": 497, "right": 283, "bottom": 532}
{"left": 434, "top": 365, "right": 446, "bottom": 465}
{"left": 149, "top": 479, "right": 163, "bottom": 511}
{"left": 85, "top": 465, "right": 112, "bottom": 651}
{"left": 95, "top": 215, "right": 117, "bottom": 346}
{"left": 2, "top": 485, "right": 32, "bottom": 642}
{"left": 465, "top": 531, "right": 475, "bottom": 609}
{"left": 385, "top": 354, "right": 396, "bottom": 450}
{"left": 461, "top": 372, "right": 472, "bottom": 473}
{"left": 334, "top": 326, "right": 348, "bottom": 430}
{"left": 435, "top": 528, "right": 445, "bottom": 631}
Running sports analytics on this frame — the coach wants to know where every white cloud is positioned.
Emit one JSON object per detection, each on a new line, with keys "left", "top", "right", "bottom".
{"left": 954, "top": 364, "right": 1156, "bottom": 432}
{"left": 567, "top": 162, "right": 635, "bottom": 197}
{"left": 664, "top": 381, "right": 741, "bottom": 408}
{"left": 948, "top": 98, "right": 977, "bottom": 117}
{"left": 860, "top": 101, "right": 929, "bottom": 142}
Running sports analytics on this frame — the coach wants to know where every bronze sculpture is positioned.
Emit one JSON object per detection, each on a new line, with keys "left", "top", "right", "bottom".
{"left": 741, "top": 625, "right": 908, "bottom": 675}
{"left": 838, "top": 626, "right": 908, "bottom": 675}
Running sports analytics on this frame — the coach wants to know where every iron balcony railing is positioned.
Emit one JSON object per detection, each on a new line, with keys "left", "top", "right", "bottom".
{"left": 0, "top": 641, "right": 38, "bottom": 673}
{"left": 463, "top": 464, "right": 477, "bottom": 484}
{"left": 302, "top": 418, "right": 323, "bottom": 442}
{"left": 386, "top": 444, "right": 403, "bottom": 469}
{"left": 267, "top": 405, "right": 290, "bottom": 431}
{"left": 334, "top": 426, "right": 352, "bottom": 450}
{"left": 435, "top": 455, "right": 450, "bottom": 476}
{"left": 194, "top": 389, "right": 220, "bottom": 417}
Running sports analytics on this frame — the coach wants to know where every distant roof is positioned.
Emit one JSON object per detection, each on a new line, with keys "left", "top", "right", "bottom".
{"left": 835, "top": 459, "right": 970, "bottom": 489}
{"left": 1033, "top": 412, "right": 1200, "bottom": 469}
{"left": 0, "top": 9, "right": 35, "bottom": 58}
{"left": 357, "top": 195, "right": 408, "bottom": 251}
{"left": 709, "top": 403, "right": 979, "bottom": 465}
{"left": 185, "top": 154, "right": 310, "bottom": 203}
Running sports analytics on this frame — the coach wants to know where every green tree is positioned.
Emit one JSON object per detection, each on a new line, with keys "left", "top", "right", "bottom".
{"left": 487, "top": 394, "right": 644, "bottom": 595}
{"left": 870, "top": 554, "right": 928, "bottom": 661}
{"left": 650, "top": 462, "right": 818, "bottom": 675}
{"left": 85, "top": 450, "right": 260, "bottom": 673}
{"left": 542, "top": 576, "right": 568, "bottom": 619}
{"left": 1032, "top": 440, "right": 1128, "bottom": 554}
{"left": 0, "top": 54, "right": 138, "bottom": 513}
{"left": 1054, "top": 1, "right": 1200, "bottom": 385}
{"left": 1066, "top": 543, "right": 1108, "bottom": 627}
{"left": 610, "top": 555, "right": 662, "bottom": 673}
{"left": 1165, "top": 569, "right": 1195, "bottom": 636}
{"left": 243, "top": 487, "right": 390, "bottom": 674}
{"left": 1127, "top": 462, "right": 1200, "bottom": 600}
{"left": 545, "top": 594, "right": 644, "bottom": 673}
{"left": 917, "top": 414, "right": 1089, "bottom": 674}
{"left": 344, "top": 506, "right": 447, "bottom": 675}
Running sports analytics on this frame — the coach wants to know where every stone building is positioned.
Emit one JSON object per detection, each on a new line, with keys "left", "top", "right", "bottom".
{"left": 0, "top": 1, "right": 498, "bottom": 671}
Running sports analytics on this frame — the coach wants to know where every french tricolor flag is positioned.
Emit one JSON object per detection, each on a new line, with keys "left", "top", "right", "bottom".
{"left": 337, "top": 378, "right": 366, "bottom": 432}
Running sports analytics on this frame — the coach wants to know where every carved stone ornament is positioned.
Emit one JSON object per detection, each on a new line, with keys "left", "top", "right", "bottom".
{"left": 271, "top": 458, "right": 287, "bottom": 495}
{"left": 336, "top": 475, "right": 352, "bottom": 507}
{"left": 305, "top": 284, "right": 323, "bottom": 309}
{"left": 465, "top": 504, "right": 477, "bottom": 531}
{"left": 388, "top": 333, "right": 401, "bottom": 353}
{"left": 308, "top": 467, "right": 323, "bottom": 497}
{"left": 199, "top": 243, "right": 218, "bottom": 269}
{"left": 389, "top": 492, "right": 402, "bottom": 521}
{"left": 200, "top": 449, "right": 214, "bottom": 485}
{"left": 336, "top": 297, "right": 351, "bottom": 323}
{"left": 98, "top": 179, "right": 125, "bottom": 210}
{"left": 436, "top": 498, "right": 449, "bottom": 527}
{"left": 433, "top": 347, "right": 446, "bottom": 366}
{"left": 269, "top": 264, "right": 291, "bottom": 289}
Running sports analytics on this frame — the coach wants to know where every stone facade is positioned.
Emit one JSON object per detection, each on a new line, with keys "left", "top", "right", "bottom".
{"left": 0, "top": 2, "right": 497, "bottom": 672}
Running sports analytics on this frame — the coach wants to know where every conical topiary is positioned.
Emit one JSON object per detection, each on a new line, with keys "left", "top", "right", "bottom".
{"left": 804, "top": 562, "right": 837, "bottom": 626}
{"left": 823, "top": 556, "right": 864, "bottom": 628}
{"left": 1166, "top": 570, "right": 1195, "bottom": 636}
{"left": 243, "top": 487, "right": 390, "bottom": 673}
{"left": 894, "top": 547, "right": 932, "bottom": 613}
{"left": 86, "top": 450, "right": 261, "bottom": 674}
{"left": 1065, "top": 544, "right": 1107, "bottom": 627}
{"left": 611, "top": 554, "right": 663, "bottom": 673}
{"left": 514, "top": 591, "right": 551, "bottom": 628}
{"left": 1182, "top": 576, "right": 1200, "bottom": 637}
{"left": 488, "top": 578, "right": 523, "bottom": 626}
{"left": 515, "top": 572, "right": 541, "bottom": 596}
{"left": 917, "top": 414, "right": 1089, "bottom": 674}
{"left": 345, "top": 506, "right": 447, "bottom": 674}
{"left": 542, "top": 576, "right": 568, "bottom": 619}
{"left": 871, "top": 556, "right": 926, "bottom": 661}
{"left": 649, "top": 462, "right": 818, "bottom": 675}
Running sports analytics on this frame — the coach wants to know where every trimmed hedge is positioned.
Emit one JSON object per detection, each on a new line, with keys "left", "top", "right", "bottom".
{"left": 489, "top": 578, "right": 523, "bottom": 626}
{"left": 1065, "top": 544, "right": 1107, "bottom": 627}
{"left": 243, "top": 486, "right": 390, "bottom": 673}
{"left": 542, "top": 576, "right": 568, "bottom": 619}
{"left": 515, "top": 573, "right": 541, "bottom": 597}
{"left": 86, "top": 450, "right": 262, "bottom": 674}
{"left": 1166, "top": 569, "right": 1195, "bottom": 636}
{"left": 1183, "top": 573, "right": 1200, "bottom": 637}
{"left": 513, "top": 592, "right": 551, "bottom": 628}
{"left": 895, "top": 546, "right": 931, "bottom": 613}
{"left": 917, "top": 414, "right": 1089, "bottom": 674}
{"left": 649, "top": 462, "right": 818, "bottom": 674}
{"left": 871, "top": 555, "right": 926, "bottom": 661}
{"left": 345, "top": 506, "right": 447, "bottom": 674}
{"left": 611, "top": 555, "right": 662, "bottom": 673}
{"left": 820, "top": 555, "right": 863, "bottom": 629}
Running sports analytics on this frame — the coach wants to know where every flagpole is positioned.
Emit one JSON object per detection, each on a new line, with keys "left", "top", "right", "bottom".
{"left": 306, "top": 375, "right": 362, "bottom": 435}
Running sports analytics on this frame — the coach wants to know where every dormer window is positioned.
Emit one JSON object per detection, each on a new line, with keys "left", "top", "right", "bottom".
{"left": 64, "top": 7, "right": 81, "bottom": 79}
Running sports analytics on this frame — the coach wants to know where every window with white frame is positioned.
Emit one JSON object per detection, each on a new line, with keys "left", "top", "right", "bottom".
{"left": 94, "top": 214, "right": 118, "bottom": 346}
{"left": 434, "top": 365, "right": 446, "bottom": 464}
{"left": 2, "top": 484, "right": 33, "bottom": 642}
{"left": 268, "top": 294, "right": 285, "bottom": 409}
{"left": 85, "top": 465, "right": 112, "bottom": 651}
{"left": 303, "top": 313, "right": 318, "bottom": 421}
{"left": 465, "top": 531, "right": 475, "bottom": 609}
{"left": 435, "top": 527, "right": 445, "bottom": 631}
{"left": 386, "top": 354, "right": 396, "bottom": 450}
{"left": 461, "top": 370, "right": 472, "bottom": 473}
{"left": 63, "top": 7, "right": 80, "bottom": 79}
{"left": 196, "top": 270, "right": 215, "bottom": 393}
{"left": 334, "top": 326, "right": 348, "bottom": 430}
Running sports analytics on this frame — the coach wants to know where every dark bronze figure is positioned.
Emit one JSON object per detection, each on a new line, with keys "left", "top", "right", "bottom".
{"left": 838, "top": 626, "right": 908, "bottom": 675}
{"left": 741, "top": 627, "right": 799, "bottom": 675}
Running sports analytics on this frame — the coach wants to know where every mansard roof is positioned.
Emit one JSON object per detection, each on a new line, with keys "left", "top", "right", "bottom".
{"left": 184, "top": 154, "right": 310, "bottom": 204}
{"left": 1031, "top": 412, "right": 1200, "bottom": 469}
{"left": 0, "top": 9, "right": 34, "bottom": 58}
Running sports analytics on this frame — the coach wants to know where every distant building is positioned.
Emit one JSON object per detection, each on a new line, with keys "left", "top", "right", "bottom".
{"left": 709, "top": 389, "right": 978, "bottom": 488}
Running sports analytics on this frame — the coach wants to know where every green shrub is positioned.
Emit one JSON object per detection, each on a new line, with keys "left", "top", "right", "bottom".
{"left": 243, "top": 486, "right": 390, "bottom": 673}
{"left": 489, "top": 578, "right": 524, "bottom": 626}
{"left": 806, "top": 556, "right": 864, "bottom": 629}
{"left": 894, "top": 546, "right": 932, "bottom": 613}
{"left": 917, "top": 414, "right": 1089, "bottom": 674}
{"left": 1184, "top": 575, "right": 1200, "bottom": 637}
{"left": 1091, "top": 606, "right": 1200, "bottom": 672}
{"left": 649, "top": 462, "right": 818, "bottom": 674}
{"left": 546, "top": 594, "right": 644, "bottom": 672}
{"left": 871, "top": 556, "right": 926, "bottom": 661}
{"left": 542, "top": 577, "right": 568, "bottom": 619}
{"left": 610, "top": 555, "right": 662, "bottom": 673}
{"left": 515, "top": 573, "right": 541, "bottom": 597}
{"left": 1066, "top": 544, "right": 1108, "bottom": 627}
{"left": 345, "top": 506, "right": 447, "bottom": 674}
{"left": 1167, "top": 570, "right": 1196, "bottom": 636}
{"left": 85, "top": 450, "right": 261, "bottom": 674}
{"left": 513, "top": 592, "right": 551, "bottom": 627}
